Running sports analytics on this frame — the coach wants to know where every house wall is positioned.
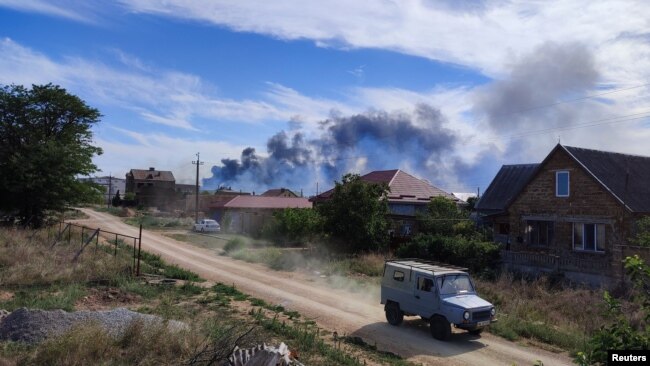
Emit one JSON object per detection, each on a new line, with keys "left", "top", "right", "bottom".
{"left": 506, "top": 148, "right": 633, "bottom": 283}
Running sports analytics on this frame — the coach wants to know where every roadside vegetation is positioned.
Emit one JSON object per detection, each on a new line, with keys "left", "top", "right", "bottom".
{"left": 0, "top": 227, "right": 418, "bottom": 366}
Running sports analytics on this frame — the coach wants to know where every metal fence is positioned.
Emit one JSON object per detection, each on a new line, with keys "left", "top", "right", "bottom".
{"left": 51, "top": 221, "right": 145, "bottom": 276}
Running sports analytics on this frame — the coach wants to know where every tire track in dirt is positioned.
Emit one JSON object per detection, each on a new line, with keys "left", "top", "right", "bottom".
{"left": 76, "top": 209, "right": 572, "bottom": 366}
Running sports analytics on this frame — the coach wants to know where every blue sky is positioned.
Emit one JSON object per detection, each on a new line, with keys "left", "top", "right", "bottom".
{"left": 1, "top": 1, "right": 649, "bottom": 195}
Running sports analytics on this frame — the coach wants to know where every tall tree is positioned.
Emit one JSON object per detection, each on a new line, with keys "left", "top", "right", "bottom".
{"left": 318, "top": 173, "right": 389, "bottom": 252}
{"left": 0, "top": 84, "right": 103, "bottom": 226}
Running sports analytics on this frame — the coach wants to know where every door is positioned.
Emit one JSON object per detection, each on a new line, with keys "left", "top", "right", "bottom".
{"left": 413, "top": 275, "right": 438, "bottom": 318}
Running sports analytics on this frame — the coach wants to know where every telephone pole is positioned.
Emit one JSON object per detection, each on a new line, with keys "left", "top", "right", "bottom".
{"left": 192, "top": 153, "right": 204, "bottom": 224}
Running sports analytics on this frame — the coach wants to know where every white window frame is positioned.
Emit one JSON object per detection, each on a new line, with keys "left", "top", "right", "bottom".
{"left": 556, "top": 171, "right": 570, "bottom": 197}
{"left": 572, "top": 223, "right": 605, "bottom": 253}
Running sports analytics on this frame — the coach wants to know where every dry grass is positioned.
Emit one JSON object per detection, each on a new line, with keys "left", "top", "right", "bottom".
{"left": 475, "top": 274, "right": 616, "bottom": 352}
{"left": 0, "top": 228, "right": 129, "bottom": 288}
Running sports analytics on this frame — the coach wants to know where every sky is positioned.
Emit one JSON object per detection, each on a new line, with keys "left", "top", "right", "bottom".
{"left": 1, "top": 0, "right": 649, "bottom": 196}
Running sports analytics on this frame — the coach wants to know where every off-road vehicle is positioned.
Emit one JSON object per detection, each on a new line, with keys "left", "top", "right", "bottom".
{"left": 380, "top": 259, "right": 496, "bottom": 340}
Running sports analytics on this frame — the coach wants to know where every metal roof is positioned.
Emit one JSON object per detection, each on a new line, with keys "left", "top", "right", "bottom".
{"left": 474, "top": 164, "right": 538, "bottom": 212}
{"left": 312, "top": 169, "right": 455, "bottom": 204}
{"left": 211, "top": 195, "right": 312, "bottom": 209}
{"left": 563, "top": 145, "right": 650, "bottom": 213}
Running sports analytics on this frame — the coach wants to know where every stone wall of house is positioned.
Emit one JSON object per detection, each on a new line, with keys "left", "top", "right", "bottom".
{"left": 507, "top": 148, "right": 633, "bottom": 279}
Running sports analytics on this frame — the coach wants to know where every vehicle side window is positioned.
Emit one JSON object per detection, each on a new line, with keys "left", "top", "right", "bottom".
{"left": 418, "top": 278, "right": 433, "bottom": 292}
{"left": 393, "top": 270, "right": 404, "bottom": 282}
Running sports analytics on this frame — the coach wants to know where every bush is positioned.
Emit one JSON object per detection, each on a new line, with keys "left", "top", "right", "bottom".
{"left": 262, "top": 208, "right": 323, "bottom": 246}
{"left": 223, "top": 238, "right": 246, "bottom": 253}
{"left": 396, "top": 234, "right": 500, "bottom": 274}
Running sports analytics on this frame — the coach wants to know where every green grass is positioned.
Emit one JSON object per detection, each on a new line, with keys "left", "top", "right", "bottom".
{"left": 0, "top": 284, "right": 86, "bottom": 312}
{"left": 94, "top": 206, "right": 127, "bottom": 217}
{"left": 164, "top": 233, "right": 228, "bottom": 250}
{"left": 138, "top": 251, "right": 202, "bottom": 281}
{"left": 125, "top": 215, "right": 193, "bottom": 229}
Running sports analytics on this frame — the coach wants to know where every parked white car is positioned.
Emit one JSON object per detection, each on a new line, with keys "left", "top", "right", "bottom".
{"left": 194, "top": 219, "right": 220, "bottom": 233}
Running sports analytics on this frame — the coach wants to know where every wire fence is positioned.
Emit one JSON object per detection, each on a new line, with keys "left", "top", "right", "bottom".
{"left": 50, "top": 221, "right": 144, "bottom": 276}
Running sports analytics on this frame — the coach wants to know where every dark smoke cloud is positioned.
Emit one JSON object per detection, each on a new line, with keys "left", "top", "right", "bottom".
{"left": 474, "top": 42, "right": 599, "bottom": 131}
{"left": 203, "top": 104, "right": 458, "bottom": 191}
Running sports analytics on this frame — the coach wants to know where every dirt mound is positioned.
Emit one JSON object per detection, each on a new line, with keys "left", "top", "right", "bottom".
{"left": 0, "top": 308, "right": 186, "bottom": 344}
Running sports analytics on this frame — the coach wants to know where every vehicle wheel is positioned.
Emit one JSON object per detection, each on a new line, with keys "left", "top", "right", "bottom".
{"left": 468, "top": 328, "right": 483, "bottom": 336}
{"left": 385, "top": 302, "right": 404, "bottom": 326}
{"left": 430, "top": 316, "right": 451, "bottom": 341}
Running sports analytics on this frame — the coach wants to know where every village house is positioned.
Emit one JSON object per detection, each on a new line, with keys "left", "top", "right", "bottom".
{"left": 311, "top": 169, "right": 457, "bottom": 238}
{"left": 125, "top": 167, "right": 176, "bottom": 208}
{"left": 476, "top": 144, "right": 650, "bottom": 286}
{"left": 261, "top": 188, "right": 299, "bottom": 197}
{"left": 209, "top": 195, "right": 312, "bottom": 235}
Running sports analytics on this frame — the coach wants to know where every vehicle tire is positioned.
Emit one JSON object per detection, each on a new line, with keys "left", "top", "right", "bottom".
{"left": 385, "top": 302, "right": 404, "bottom": 326}
{"left": 430, "top": 315, "right": 451, "bottom": 341}
{"left": 468, "top": 328, "right": 483, "bottom": 336}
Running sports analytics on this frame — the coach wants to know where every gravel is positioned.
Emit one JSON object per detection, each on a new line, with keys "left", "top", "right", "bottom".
{"left": 0, "top": 308, "right": 187, "bottom": 344}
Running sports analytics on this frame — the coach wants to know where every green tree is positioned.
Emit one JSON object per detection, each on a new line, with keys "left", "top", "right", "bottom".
{"left": 112, "top": 190, "right": 122, "bottom": 207}
{"left": 263, "top": 208, "right": 323, "bottom": 245}
{"left": 419, "top": 196, "right": 473, "bottom": 237}
{"left": 0, "top": 84, "right": 102, "bottom": 226}
{"left": 317, "top": 173, "right": 390, "bottom": 252}
{"left": 630, "top": 217, "right": 650, "bottom": 247}
{"left": 576, "top": 255, "right": 650, "bottom": 365}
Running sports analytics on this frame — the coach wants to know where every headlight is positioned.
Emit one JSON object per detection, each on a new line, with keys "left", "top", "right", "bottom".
{"left": 463, "top": 311, "right": 470, "bottom": 320}
{"left": 491, "top": 307, "right": 496, "bottom": 317}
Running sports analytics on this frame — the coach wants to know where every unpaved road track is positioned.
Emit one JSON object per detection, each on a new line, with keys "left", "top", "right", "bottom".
{"left": 76, "top": 209, "right": 572, "bottom": 366}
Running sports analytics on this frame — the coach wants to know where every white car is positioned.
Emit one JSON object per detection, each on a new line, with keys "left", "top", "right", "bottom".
{"left": 193, "top": 219, "right": 221, "bottom": 233}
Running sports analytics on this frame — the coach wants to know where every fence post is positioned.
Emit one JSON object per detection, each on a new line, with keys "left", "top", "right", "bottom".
{"left": 81, "top": 226, "right": 85, "bottom": 247}
{"left": 132, "top": 238, "right": 137, "bottom": 275}
{"left": 114, "top": 234, "right": 118, "bottom": 257}
{"left": 67, "top": 224, "right": 71, "bottom": 244}
{"left": 136, "top": 224, "right": 143, "bottom": 277}
{"left": 95, "top": 228, "right": 99, "bottom": 254}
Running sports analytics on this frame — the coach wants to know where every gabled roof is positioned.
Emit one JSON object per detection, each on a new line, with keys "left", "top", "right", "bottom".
{"left": 261, "top": 188, "right": 298, "bottom": 197}
{"left": 312, "top": 169, "right": 455, "bottom": 204}
{"left": 562, "top": 145, "right": 650, "bottom": 213}
{"left": 475, "top": 164, "right": 539, "bottom": 213}
{"left": 210, "top": 195, "right": 312, "bottom": 209}
{"left": 128, "top": 169, "right": 175, "bottom": 182}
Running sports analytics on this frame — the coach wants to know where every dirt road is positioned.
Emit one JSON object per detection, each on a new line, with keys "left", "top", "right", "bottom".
{"left": 76, "top": 209, "right": 572, "bottom": 366}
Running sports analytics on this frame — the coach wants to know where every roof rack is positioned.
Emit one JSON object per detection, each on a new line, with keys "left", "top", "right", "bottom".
{"left": 385, "top": 258, "right": 468, "bottom": 274}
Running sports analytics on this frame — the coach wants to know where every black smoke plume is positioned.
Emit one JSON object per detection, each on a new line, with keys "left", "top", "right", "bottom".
{"left": 203, "top": 104, "right": 459, "bottom": 192}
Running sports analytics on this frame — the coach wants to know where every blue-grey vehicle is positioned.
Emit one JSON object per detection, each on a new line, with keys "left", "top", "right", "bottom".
{"left": 380, "top": 259, "right": 496, "bottom": 340}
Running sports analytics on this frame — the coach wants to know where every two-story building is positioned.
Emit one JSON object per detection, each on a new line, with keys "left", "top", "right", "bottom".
{"left": 477, "top": 144, "right": 650, "bottom": 286}
{"left": 125, "top": 167, "right": 176, "bottom": 208}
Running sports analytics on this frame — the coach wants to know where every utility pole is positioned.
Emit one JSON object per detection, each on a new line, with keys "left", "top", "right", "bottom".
{"left": 192, "top": 153, "right": 204, "bottom": 224}
{"left": 107, "top": 174, "right": 112, "bottom": 208}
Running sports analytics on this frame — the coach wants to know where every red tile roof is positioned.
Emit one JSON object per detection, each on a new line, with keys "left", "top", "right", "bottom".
{"left": 312, "top": 169, "right": 455, "bottom": 204}
{"left": 210, "top": 195, "right": 312, "bottom": 209}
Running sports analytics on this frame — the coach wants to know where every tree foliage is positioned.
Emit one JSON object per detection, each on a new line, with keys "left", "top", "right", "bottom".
{"left": 576, "top": 255, "right": 650, "bottom": 365}
{"left": 317, "top": 173, "right": 390, "bottom": 252}
{"left": 630, "top": 217, "right": 650, "bottom": 247}
{"left": 263, "top": 208, "right": 323, "bottom": 245}
{"left": 0, "top": 84, "right": 102, "bottom": 226}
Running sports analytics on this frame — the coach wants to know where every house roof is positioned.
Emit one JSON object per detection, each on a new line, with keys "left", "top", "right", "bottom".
{"left": 210, "top": 195, "right": 312, "bottom": 209}
{"left": 312, "top": 169, "right": 455, "bottom": 204}
{"left": 128, "top": 169, "right": 175, "bottom": 182}
{"left": 562, "top": 145, "right": 650, "bottom": 213}
{"left": 475, "top": 164, "right": 539, "bottom": 213}
{"left": 261, "top": 188, "right": 298, "bottom": 197}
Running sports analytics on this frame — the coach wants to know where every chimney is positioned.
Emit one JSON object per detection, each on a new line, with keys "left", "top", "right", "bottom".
{"left": 149, "top": 167, "right": 155, "bottom": 171}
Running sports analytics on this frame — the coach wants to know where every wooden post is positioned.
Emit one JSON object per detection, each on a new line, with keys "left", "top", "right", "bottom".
{"left": 132, "top": 238, "right": 137, "bottom": 275}
{"left": 114, "top": 234, "right": 118, "bottom": 256}
{"left": 136, "top": 224, "right": 143, "bottom": 276}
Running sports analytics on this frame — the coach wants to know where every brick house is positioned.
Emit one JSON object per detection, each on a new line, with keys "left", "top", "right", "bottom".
{"left": 478, "top": 144, "right": 650, "bottom": 286}
{"left": 311, "top": 169, "right": 457, "bottom": 239}
{"left": 125, "top": 167, "right": 176, "bottom": 208}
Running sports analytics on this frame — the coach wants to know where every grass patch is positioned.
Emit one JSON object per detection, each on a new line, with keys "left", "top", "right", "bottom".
{"left": 223, "top": 237, "right": 246, "bottom": 253}
{"left": 0, "top": 284, "right": 86, "bottom": 312}
{"left": 125, "top": 215, "right": 192, "bottom": 229}
{"left": 138, "top": 251, "right": 202, "bottom": 281}
{"left": 165, "top": 233, "right": 228, "bottom": 250}
{"left": 93, "top": 206, "right": 128, "bottom": 217}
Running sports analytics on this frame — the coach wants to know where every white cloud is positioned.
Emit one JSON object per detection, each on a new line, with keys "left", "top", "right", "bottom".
{"left": 119, "top": 0, "right": 650, "bottom": 83}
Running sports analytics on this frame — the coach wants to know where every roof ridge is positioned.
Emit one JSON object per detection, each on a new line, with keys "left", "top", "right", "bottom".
{"left": 387, "top": 169, "right": 400, "bottom": 187}
{"left": 563, "top": 145, "right": 650, "bottom": 160}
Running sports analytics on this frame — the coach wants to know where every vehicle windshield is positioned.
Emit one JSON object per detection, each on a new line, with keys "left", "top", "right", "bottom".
{"left": 437, "top": 275, "right": 474, "bottom": 295}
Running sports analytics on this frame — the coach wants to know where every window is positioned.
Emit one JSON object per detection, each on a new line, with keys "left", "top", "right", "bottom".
{"left": 573, "top": 223, "right": 606, "bottom": 252}
{"left": 526, "top": 220, "right": 554, "bottom": 246}
{"left": 437, "top": 275, "right": 474, "bottom": 295}
{"left": 392, "top": 270, "right": 404, "bottom": 282}
{"left": 556, "top": 171, "right": 570, "bottom": 197}
{"left": 418, "top": 277, "right": 433, "bottom": 292}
